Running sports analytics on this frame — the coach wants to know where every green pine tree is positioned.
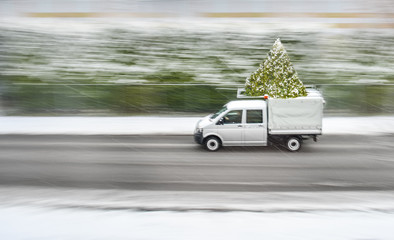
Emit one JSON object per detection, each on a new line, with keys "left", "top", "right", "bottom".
{"left": 245, "top": 38, "right": 307, "bottom": 98}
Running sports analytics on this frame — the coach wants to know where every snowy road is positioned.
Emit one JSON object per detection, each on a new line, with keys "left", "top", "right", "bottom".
{"left": 1, "top": 134, "right": 394, "bottom": 192}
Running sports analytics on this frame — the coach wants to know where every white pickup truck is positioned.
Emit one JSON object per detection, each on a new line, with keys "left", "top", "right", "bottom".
{"left": 194, "top": 89, "right": 324, "bottom": 151}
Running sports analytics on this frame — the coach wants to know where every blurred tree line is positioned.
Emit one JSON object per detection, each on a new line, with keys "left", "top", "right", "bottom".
{"left": 0, "top": 22, "right": 393, "bottom": 115}
{"left": 2, "top": 83, "right": 394, "bottom": 116}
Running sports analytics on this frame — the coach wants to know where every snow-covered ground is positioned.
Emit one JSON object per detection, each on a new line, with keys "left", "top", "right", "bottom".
{"left": 1, "top": 187, "right": 394, "bottom": 240}
{"left": 2, "top": 206, "right": 394, "bottom": 240}
{"left": 2, "top": 187, "right": 394, "bottom": 213}
{"left": 1, "top": 116, "right": 394, "bottom": 135}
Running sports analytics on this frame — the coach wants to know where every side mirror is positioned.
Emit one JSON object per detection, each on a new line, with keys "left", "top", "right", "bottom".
{"left": 216, "top": 118, "right": 224, "bottom": 125}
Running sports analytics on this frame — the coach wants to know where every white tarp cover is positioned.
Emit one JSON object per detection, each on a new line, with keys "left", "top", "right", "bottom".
{"left": 268, "top": 90, "right": 324, "bottom": 134}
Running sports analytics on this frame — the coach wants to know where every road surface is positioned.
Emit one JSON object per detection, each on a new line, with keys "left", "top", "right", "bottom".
{"left": 1, "top": 134, "right": 394, "bottom": 192}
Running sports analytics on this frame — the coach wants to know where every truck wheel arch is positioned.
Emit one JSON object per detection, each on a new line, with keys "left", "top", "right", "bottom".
{"left": 203, "top": 134, "right": 223, "bottom": 144}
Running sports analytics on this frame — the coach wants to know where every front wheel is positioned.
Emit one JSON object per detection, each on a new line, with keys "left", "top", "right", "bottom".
{"left": 204, "top": 136, "right": 221, "bottom": 151}
{"left": 286, "top": 137, "right": 302, "bottom": 152}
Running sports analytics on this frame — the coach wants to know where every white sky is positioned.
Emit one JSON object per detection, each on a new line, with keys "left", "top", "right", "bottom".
{"left": 1, "top": 0, "right": 393, "bottom": 16}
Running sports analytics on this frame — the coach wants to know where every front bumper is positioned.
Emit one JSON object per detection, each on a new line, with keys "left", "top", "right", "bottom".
{"left": 194, "top": 132, "right": 203, "bottom": 144}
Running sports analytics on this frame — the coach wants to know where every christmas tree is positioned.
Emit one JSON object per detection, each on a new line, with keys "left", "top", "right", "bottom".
{"left": 245, "top": 38, "right": 307, "bottom": 98}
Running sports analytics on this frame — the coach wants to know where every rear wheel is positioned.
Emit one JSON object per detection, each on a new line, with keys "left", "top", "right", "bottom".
{"left": 204, "top": 136, "right": 221, "bottom": 151}
{"left": 286, "top": 137, "right": 301, "bottom": 152}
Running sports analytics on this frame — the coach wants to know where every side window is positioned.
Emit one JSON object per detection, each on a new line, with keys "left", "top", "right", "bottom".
{"left": 246, "top": 110, "right": 263, "bottom": 124}
{"left": 223, "top": 110, "right": 242, "bottom": 124}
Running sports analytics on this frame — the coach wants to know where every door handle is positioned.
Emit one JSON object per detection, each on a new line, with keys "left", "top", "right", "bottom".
{"left": 237, "top": 125, "right": 243, "bottom": 128}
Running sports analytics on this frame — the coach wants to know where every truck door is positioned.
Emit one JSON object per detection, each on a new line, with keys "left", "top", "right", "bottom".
{"left": 217, "top": 110, "right": 243, "bottom": 146}
{"left": 244, "top": 109, "right": 267, "bottom": 146}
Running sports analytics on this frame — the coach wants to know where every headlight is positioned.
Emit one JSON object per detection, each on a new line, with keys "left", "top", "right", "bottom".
{"left": 195, "top": 128, "right": 203, "bottom": 134}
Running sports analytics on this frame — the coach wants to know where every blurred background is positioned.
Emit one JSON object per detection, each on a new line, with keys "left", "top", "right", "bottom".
{"left": 0, "top": 0, "right": 393, "bottom": 117}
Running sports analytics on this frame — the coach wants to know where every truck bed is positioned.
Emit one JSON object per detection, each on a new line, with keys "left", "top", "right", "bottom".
{"left": 267, "top": 89, "right": 324, "bottom": 135}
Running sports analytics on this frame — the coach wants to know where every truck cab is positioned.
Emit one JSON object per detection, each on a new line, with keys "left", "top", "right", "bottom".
{"left": 194, "top": 100, "right": 269, "bottom": 151}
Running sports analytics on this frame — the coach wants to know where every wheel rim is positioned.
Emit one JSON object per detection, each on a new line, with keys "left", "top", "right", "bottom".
{"left": 207, "top": 139, "right": 219, "bottom": 151}
{"left": 288, "top": 138, "right": 300, "bottom": 151}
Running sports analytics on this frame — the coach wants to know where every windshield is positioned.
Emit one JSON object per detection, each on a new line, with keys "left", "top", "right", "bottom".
{"left": 210, "top": 106, "right": 227, "bottom": 119}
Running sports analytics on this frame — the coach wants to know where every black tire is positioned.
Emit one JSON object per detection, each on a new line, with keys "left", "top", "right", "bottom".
{"left": 204, "top": 136, "right": 221, "bottom": 151}
{"left": 286, "top": 137, "right": 302, "bottom": 152}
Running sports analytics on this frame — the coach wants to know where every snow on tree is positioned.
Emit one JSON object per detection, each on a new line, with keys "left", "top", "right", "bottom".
{"left": 245, "top": 38, "right": 307, "bottom": 98}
